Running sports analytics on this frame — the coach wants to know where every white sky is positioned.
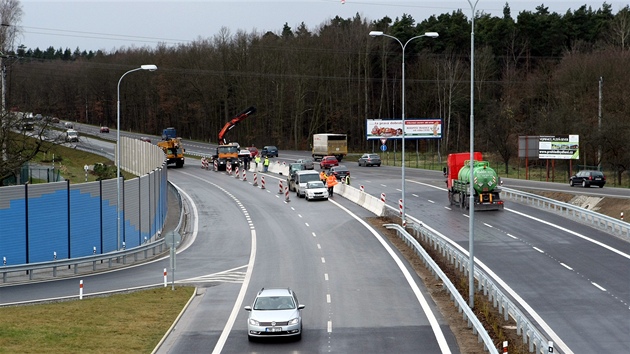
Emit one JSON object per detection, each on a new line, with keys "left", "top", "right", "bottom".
{"left": 18, "top": 1, "right": 627, "bottom": 52}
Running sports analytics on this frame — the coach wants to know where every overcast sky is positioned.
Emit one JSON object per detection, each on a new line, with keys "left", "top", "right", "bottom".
{"left": 18, "top": 1, "right": 627, "bottom": 52}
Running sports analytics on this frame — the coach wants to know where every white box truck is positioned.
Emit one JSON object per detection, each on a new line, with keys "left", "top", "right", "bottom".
{"left": 312, "top": 133, "right": 347, "bottom": 161}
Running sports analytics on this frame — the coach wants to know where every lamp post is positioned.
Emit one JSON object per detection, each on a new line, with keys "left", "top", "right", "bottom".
{"left": 467, "top": 0, "right": 479, "bottom": 308}
{"left": 369, "top": 31, "right": 438, "bottom": 227}
{"left": 116, "top": 64, "right": 157, "bottom": 250}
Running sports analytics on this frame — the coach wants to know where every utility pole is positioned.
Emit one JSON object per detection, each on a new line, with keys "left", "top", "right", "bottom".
{"left": 598, "top": 77, "right": 603, "bottom": 171}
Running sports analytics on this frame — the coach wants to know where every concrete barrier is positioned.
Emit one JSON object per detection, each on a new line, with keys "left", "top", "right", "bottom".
{"left": 337, "top": 183, "right": 384, "bottom": 216}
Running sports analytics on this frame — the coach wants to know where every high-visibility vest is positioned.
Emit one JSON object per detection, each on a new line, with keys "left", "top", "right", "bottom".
{"left": 326, "top": 175, "right": 338, "bottom": 187}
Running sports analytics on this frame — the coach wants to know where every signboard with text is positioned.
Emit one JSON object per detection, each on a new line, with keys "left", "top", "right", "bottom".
{"left": 366, "top": 119, "right": 442, "bottom": 140}
{"left": 538, "top": 135, "right": 579, "bottom": 159}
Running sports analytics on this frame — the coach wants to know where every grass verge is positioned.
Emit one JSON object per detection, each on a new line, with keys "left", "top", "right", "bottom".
{"left": 0, "top": 286, "right": 194, "bottom": 353}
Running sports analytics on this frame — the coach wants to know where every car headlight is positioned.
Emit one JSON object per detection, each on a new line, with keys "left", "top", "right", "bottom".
{"left": 288, "top": 318, "right": 299, "bottom": 325}
{"left": 249, "top": 318, "right": 260, "bottom": 326}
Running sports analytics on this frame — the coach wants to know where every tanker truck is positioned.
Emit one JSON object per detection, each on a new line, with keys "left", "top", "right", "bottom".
{"left": 444, "top": 152, "right": 504, "bottom": 210}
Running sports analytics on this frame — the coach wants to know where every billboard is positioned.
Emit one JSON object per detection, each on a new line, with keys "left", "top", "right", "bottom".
{"left": 538, "top": 135, "right": 579, "bottom": 159}
{"left": 366, "top": 119, "right": 442, "bottom": 140}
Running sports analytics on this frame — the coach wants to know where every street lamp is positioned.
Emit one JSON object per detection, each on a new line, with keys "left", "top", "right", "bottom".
{"left": 116, "top": 64, "right": 157, "bottom": 250}
{"left": 467, "top": 0, "right": 479, "bottom": 308}
{"left": 369, "top": 30, "right": 438, "bottom": 227}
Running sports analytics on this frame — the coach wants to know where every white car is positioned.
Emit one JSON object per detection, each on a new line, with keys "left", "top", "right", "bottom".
{"left": 304, "top": 180, "right": 328, "bottom": 201}
{"left": 244, "top": 288, "right": 304, "bottom": 341}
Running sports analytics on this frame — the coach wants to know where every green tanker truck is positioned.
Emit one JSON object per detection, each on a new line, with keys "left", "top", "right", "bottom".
{"left": 444, "top": 152, "right": 504, "bottom": 210}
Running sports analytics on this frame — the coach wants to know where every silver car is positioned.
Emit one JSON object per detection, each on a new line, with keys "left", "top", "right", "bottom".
{"left": 244, "top": 288, "right": 305, "bottom": 341}
{"left": 358, "top": 153, "right": 381, "bottom": 167}
{"left": 296, "top": 158, "right": 314, "bottom": 170}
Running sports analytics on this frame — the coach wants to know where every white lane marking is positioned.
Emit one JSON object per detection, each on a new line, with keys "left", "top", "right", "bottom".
{"left": 533, "top": 247, "right": 544, "bottom": 253}
{"left": 428, "top": 200, "right": 435, "bottom": 204}
{"left": 321, "top": 257, "right": 326, "bottom": 263}
{"left": 561, "top": 263, "right": 573, "bottom": 271}
{"left": 312, "top": 232, "right": 317, "bottom": 237}
{"left": 327, "top": 320, "right": 332, "bottom": 333}
{"left": 327, "top": 294, "right": 331, "bottom": 303}
{"left": 407, "top": 214, "right": 574, "bottom": 354}
{"left": 395, "top": 188, "right": 402, "bottom": 192}
{"left": 592, "top": 282, "right": 606, "bottom": 291}
{"left": 324, "top": 273, "right": 329, "bottom": 281}
{"left": 317, "top": 244, "right": 321, "bottom": 249}
{"left": 329, "top": 200, "right": 452, "bottom": 354}
{"left": 506, "top": 208, "right": 630, "bottom": 260}
{"left": 305, "top": 222, "right": 310, "bottom": 227}
{"left": 506, "top": 234, "right": 517, "bottom": 239}
{"left": 412, "top": 194, "right": 419, "bottom": 197}
{"left": 298, "top": 214, "right": 303, "bottom": 218}
{"left": 444, "top": 207, "right": 451, "bottom": 210}
{"left": 483, "top": 223, "right": 493, "bottom": 228}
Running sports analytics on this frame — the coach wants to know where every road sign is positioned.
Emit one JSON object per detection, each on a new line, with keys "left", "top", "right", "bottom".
{"left": 165, "top": 231, "right": 181, "bottom": 248}
{"left": 380, "top": 144, "right": 387, "bottom": 152}
{"left": 380, "top": 137, "right": 387, "bottom": 145}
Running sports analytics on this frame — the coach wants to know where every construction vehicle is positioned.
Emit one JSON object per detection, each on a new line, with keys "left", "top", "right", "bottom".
{"left": 312, "top": 133, "right": 347, "bottom": 161}
{"left": 157, "top": 127, "right": 185, "bottom": 168}
{"left": 444, "top": 152, "right": 503, "bottom": 210}
{"left": 213, "top": 106, "right": 256, "bottom": 170}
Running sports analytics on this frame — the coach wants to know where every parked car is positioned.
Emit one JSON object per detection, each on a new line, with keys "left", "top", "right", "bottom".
{"left": 261, "top": 145, "right": 278, "bottom": 157}
{"left": 244, "top": 287, "right": 305, "bottom": 341}
{"left": 304, "top": 180, "right": 328, "bottom": 201}
{"left": 319, "top": 156, "right": 339, "bottom": 170}
{"left": 139, "top": 137, "right": 152, "bottom": 143}
{"left": 296, "top": 158, "right": 314, "bottom": 170}
{"left": 64, "top": 122, "right": 74, "bottom": 129}
{"left": 100, "top": 126, "right": 110, "bottom": 133}
{"left": 358, "top": 153, "right": 381, "bottom": 167}
{"left": 569, "top": 170, "right": 606, "bottom": 188}
{"left": 51, "top": 117, "right": 60, "bottom": 123}
{"left": 295, "top": 170, "right": 321, "bottom": 197}
{"left": 247, "top": 146, "right": 259, "bottom": 157}
{"left": 329, "top": 165, "right": 350, "bottom": 181}
{"left": 287, "top": 163, "right": 306, "bottom": 191}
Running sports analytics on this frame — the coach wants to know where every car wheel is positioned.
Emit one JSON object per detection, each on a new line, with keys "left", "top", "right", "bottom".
{"left": 376, "top": 164, "right": 381, "bottom": 167}
{"left": 569, "top": 179, "right": 574, "bottom": 187}
{"left": 599, "top": 185, "right": 604, "bottom": 188}
{"left": 582, "top": 180, "right": 588, "bottom": 188}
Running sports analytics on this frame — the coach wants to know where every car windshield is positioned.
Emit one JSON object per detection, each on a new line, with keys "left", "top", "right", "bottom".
{"left": 300, "top": 174, "right": 320, "bottom": 183}
{"left": 254, "top": 296, "right": 295, "bottom": 310}
{"left": 307, "top": 181, "right": 325, "bottom": 189}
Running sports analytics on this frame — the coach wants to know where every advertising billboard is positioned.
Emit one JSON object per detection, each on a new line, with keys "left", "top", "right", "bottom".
{"left": 366, "top": 119, "right": 442, "bottom": 140}
{"left": 538, "top": 135, "right": 579, "bottom": 159}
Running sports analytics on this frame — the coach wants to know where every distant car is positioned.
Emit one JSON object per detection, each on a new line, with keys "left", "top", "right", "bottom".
{"left": 319, "top": 156, "right": 339, "bottom": 170}
{"left": 244, "top": 287, "right": 305, "bottom": 341}
{"left": 261, "top": 145, "right": 278, "bottom": 158}
{"left": 247, "top": 146, "right": 259, "bottom": 157}
{"left": 100, "top": 126, "right": 110, "bottom": 133}
{"left": 65, "top": 129, "right": 79, "bottom": 142}
{"left": 64, "top": 122, "right": 74, "bottom": 129}
{"left": 358, "top": 153, "right": 381, "bottom": 167}
{"left": 139, "top": 137, "right": 151, "bottom": 143}
{"left": 570, "top": 170, "right": 606, "bottom": 188}
{"left": 287, "top": 163, "right": 306, "bottom": 191}
{"left": 51, "top": 117, "right": 60, "bottom": 123}
{"left": 296, "top": 158, "right": 314, "bottom": 170}
{"left": 329, "top": 165, "right": 350, "bottom": 181}
{"left": 305, "top": 180, "right": 328, "bottom": 201}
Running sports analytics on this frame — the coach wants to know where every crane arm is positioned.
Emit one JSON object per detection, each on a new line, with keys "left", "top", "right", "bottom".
{"left": 218, "top": 106, "right": 257, "bottom": 145}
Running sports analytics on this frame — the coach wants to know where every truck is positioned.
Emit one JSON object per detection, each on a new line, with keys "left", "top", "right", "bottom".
{"left": 213, "top": 106, "right": 256, "bottom": 171}
{"left": 311, "top": 133, "right": 347, "bottom": 161}
{"left": 157, "top": 127, "right": 185, "bottom": 168}
{"left": 444, "top": 152, "right": 504, "bottom": 211}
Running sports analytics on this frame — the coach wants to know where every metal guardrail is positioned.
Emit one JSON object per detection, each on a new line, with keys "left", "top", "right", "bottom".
{"left": 0, "top": 182, "right": 186, "bottom": 285}
{"left": 501, "top": 187, "right": 630, "bottom": 241}
{"left": 382, "top": 205, "right": 553, "bottom": 354}
{"left": 384, "top": 223, "right": 499, "bottom": 354}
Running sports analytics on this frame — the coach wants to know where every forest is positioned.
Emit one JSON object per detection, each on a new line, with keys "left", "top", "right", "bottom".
{"left": 4, "top": 3, "right": 630, "bottom": 183}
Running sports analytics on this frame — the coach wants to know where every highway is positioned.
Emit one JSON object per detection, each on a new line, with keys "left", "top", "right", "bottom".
{"left": 4, "top": 129, "right": 630, "bottom": 353}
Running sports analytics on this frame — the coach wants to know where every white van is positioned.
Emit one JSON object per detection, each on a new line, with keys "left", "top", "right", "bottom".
{"left": 65, "top": 129, "right": 79, "bottom": 142}
{"left": 295, "top": 170, "right": 321, "bottom": 198}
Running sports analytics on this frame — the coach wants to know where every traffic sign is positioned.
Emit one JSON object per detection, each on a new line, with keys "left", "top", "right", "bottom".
{"left": 380, "top": 144, "right": 387, "bottom": 152}
{"left": 165, "top": 231, "right": 181, "bottom": 248}
{"left": 380, "top": 137, "right": 387, "bottom": 145}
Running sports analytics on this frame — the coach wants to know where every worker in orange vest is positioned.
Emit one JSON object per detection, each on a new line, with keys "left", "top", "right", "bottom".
{"left": 326, "top": 173, "right": 338, "bottom": 197}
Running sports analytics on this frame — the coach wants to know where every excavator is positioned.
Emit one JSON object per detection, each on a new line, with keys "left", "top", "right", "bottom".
{"left": 213, "top": 106, "right": 256, "bottom": 170}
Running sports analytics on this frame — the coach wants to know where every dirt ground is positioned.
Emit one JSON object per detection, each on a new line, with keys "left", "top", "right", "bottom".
{"left": 536, "top": 191, "right": 630, "bottom": 220}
